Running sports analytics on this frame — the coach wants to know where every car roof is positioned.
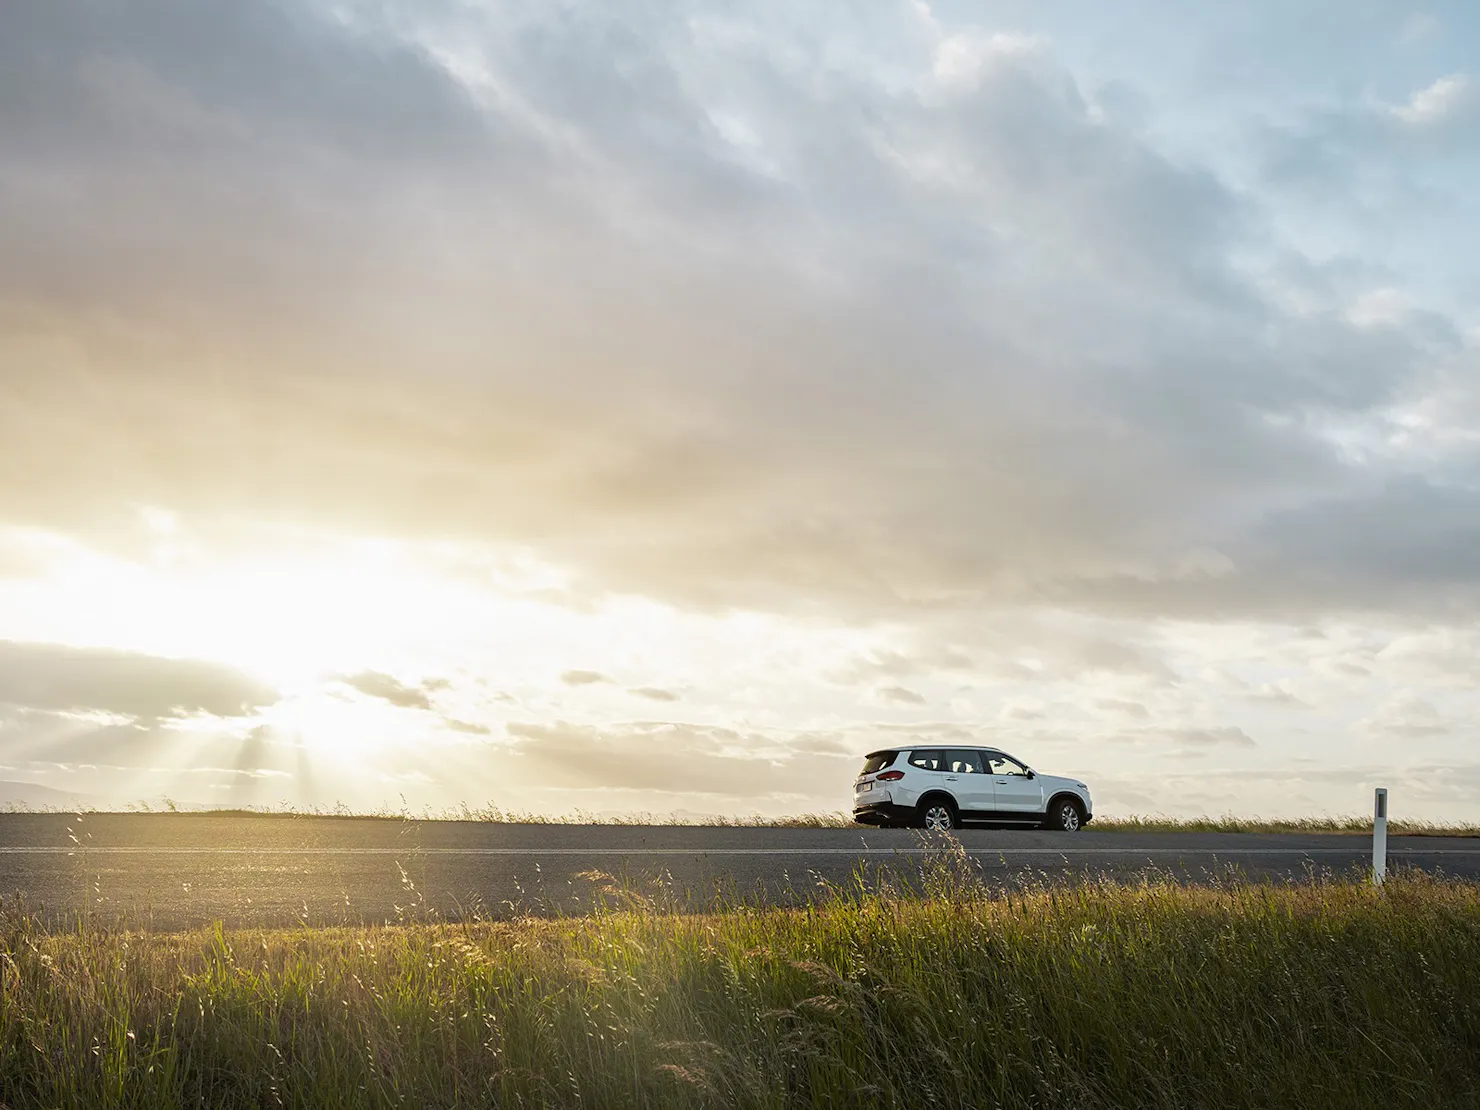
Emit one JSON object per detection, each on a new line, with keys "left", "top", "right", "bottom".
{"left": 865, "top": 744, "right": 1014, "bottom": 756}
{"left": 893, "top": 748, "right": 1000, "bottom": 757}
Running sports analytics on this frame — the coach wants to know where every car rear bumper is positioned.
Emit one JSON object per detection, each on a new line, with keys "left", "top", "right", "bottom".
{"left": 852, "top": 800, "right": 912, "bottom": 825}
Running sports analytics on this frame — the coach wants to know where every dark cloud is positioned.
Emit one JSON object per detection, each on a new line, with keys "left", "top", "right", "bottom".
{"left": 0, "top": 640, "right": 277, "bottom": 719}
{"left": 338, "top": 672, "right": 436, "bottom": 711}
{"left": 1068, "top": 476, "right": 1480, "bottom": 622}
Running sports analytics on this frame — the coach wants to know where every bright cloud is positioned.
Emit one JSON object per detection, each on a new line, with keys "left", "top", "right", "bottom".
{"left": 1394, "top": 74, "right": 1471, "bottom": 124}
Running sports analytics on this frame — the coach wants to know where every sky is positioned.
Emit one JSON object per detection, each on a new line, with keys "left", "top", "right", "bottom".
{"left": 2, "top": 1, "right": 1479, "bottom": 820}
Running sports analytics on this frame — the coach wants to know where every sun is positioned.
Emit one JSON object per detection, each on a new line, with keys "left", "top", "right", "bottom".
{"left": 0, "top": 525, "right": 519, "bottom": 688}
{"left": 154, "top": 562, "right": 428, "bottom": 686}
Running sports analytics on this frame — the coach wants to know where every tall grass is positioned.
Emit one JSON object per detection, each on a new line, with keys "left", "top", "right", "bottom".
{"left": 2, "top": 852, "right": 1478, "bottom": 1108}
{"left": 1090, "top": 813, "right": 1480, "bottom": 836}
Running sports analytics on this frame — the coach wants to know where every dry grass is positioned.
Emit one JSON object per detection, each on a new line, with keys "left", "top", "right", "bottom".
{"left": 1090, "top": 813, "right": 1480, "bottom": 836}
{"left": 1, "top": 850, "right": 1478, "bottom": 1108}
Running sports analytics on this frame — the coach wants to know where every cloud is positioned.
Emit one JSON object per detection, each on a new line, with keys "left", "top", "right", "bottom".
{"left": 0, "top": 641, "right": 277, "bottom": 720}
{"left": 1359, "top": 696, "right": 1452, "bottom": 740}
{"left": 337, "top": 672, "right": 437, "bottom": 711}
{"left": 505, "top": 721, "right": 850, "bottom": 798}
{"left": 0, "top": 697, "right": 294, "bottom": 803}
{"left": 1241, "top": 683, "right": 1309, "bottom": 709}
{"left": 443, "top": 718, "right": 492, "bottom": 735}
{"left": 1069, "top": 640, "right": 1179, "bottom": 682}
{"left": 827, "top": 647, "right": 976, "bottom": 686}
{"left": 1097, "top": 699, "right": 1150, "bottom": 720}
{"left": 878, "top": 685, "right": 927, "bottom": 706}
{"left": 1167, "top": 727, "right": 1257, "bottom": 749}
{"left": 2, "top": 0, "right": 1476, "bottom": 630}
{"left": 1000, "top": 702, "right": 1045, "bottom": 722}
{"left": 1394, "top": 75, "right": 1471, "bottom": 125}
{"left": 1374, "top": 628, "right": 1480, "bottom": 689}
{"left": 629, "top": 687, "right": 680, "bottom": 702}
{"left": 561, "top": 670, "right": 613, "bottom": 687}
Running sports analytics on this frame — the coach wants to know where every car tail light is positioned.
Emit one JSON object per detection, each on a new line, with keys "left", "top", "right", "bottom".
{"left": 876, "top": 770, "right": 905, "bottom": 781}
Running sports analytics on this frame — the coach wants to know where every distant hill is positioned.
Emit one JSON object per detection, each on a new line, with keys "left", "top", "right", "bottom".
{"left": 0, "top": 781, "right": 229, "bottom": 813}
{"left": 0, "top": 779, "right": 103, "bottom": 811}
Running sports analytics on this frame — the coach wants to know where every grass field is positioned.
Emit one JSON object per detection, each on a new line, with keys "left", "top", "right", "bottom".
{"left": 1088, "top": 813, "right": 1480, "bottom": 836}
{"left": 2, "top": 851, "right": 1478, "bottom": 1109}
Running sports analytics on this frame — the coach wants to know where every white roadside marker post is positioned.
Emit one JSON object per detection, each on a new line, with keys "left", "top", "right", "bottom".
{"left": 1373, "top": 787, "right": 1388, "bottom": 886}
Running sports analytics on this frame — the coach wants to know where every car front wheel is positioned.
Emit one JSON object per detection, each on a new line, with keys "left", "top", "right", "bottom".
{"left": 1045, "top": 798, "right": 1084, "bottom": 831}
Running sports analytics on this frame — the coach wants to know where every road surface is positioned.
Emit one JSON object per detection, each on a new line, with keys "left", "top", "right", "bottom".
{"left": 0, "top": 813, "right": 1475, "bottom": 930}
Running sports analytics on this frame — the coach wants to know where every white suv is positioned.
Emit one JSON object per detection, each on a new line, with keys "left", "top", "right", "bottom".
{"left": 852, "top": 746, "right": 1093, "bottom": 831}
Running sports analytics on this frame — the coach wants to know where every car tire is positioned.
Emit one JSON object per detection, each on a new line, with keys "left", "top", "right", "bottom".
{"left": 915, "top": 798, "right": 959, "bottom": 832}
{"left": 1044, "top": 797, "right": 1084, "bottom": 832}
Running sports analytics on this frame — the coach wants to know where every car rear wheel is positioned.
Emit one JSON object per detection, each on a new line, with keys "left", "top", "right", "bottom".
{"left": 1045, "top": 798, "right": 1084, "bottom": 832}
{"left": 916, "top": 799, "right": 958, "bottom": 831}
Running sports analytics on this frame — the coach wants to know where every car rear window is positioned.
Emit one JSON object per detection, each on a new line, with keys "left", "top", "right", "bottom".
{"left": 861, "top": 750, "right": 898, "bottom": 774}
{"left": 907, "top": 749, "right": 946, "bottom": 771}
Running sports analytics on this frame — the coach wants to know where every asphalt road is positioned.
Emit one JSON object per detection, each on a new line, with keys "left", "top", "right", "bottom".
{"left": 0, "top": 813, "right": 1475, "bottom": 930}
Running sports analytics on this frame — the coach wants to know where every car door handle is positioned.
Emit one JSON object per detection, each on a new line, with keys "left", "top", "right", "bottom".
{"left": 945, "top": 776, "right": 959, "bottom": 781}
{"left": 994, "top": 778, "right": 1009, "bottom": 784}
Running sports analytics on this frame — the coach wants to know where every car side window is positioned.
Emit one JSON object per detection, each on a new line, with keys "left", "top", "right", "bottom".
{"left": 987, "top": 753, "right": 1028, "bottom": 776}
{"left": 907, "top": 749, "right": 945, "bottom": 771}
{"left": 948, "top": 750, "right": 985, "bottom": 774}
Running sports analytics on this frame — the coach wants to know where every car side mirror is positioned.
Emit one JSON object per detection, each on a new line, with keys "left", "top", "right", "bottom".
{"left": 1026, "top": 769, "right": 1036, "bottom": 779}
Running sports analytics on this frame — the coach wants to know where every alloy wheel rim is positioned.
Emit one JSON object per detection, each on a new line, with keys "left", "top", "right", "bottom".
{"left": 925, "top": 806, "right": 952, "bottom": 831}
{"left": 1063, "top": 807, "right": 1080, "bottom": 831}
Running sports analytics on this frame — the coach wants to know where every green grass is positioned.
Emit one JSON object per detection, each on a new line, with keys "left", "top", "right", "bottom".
{"left": 2, "top": 855, "right": 1479, "bottom": 1108}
